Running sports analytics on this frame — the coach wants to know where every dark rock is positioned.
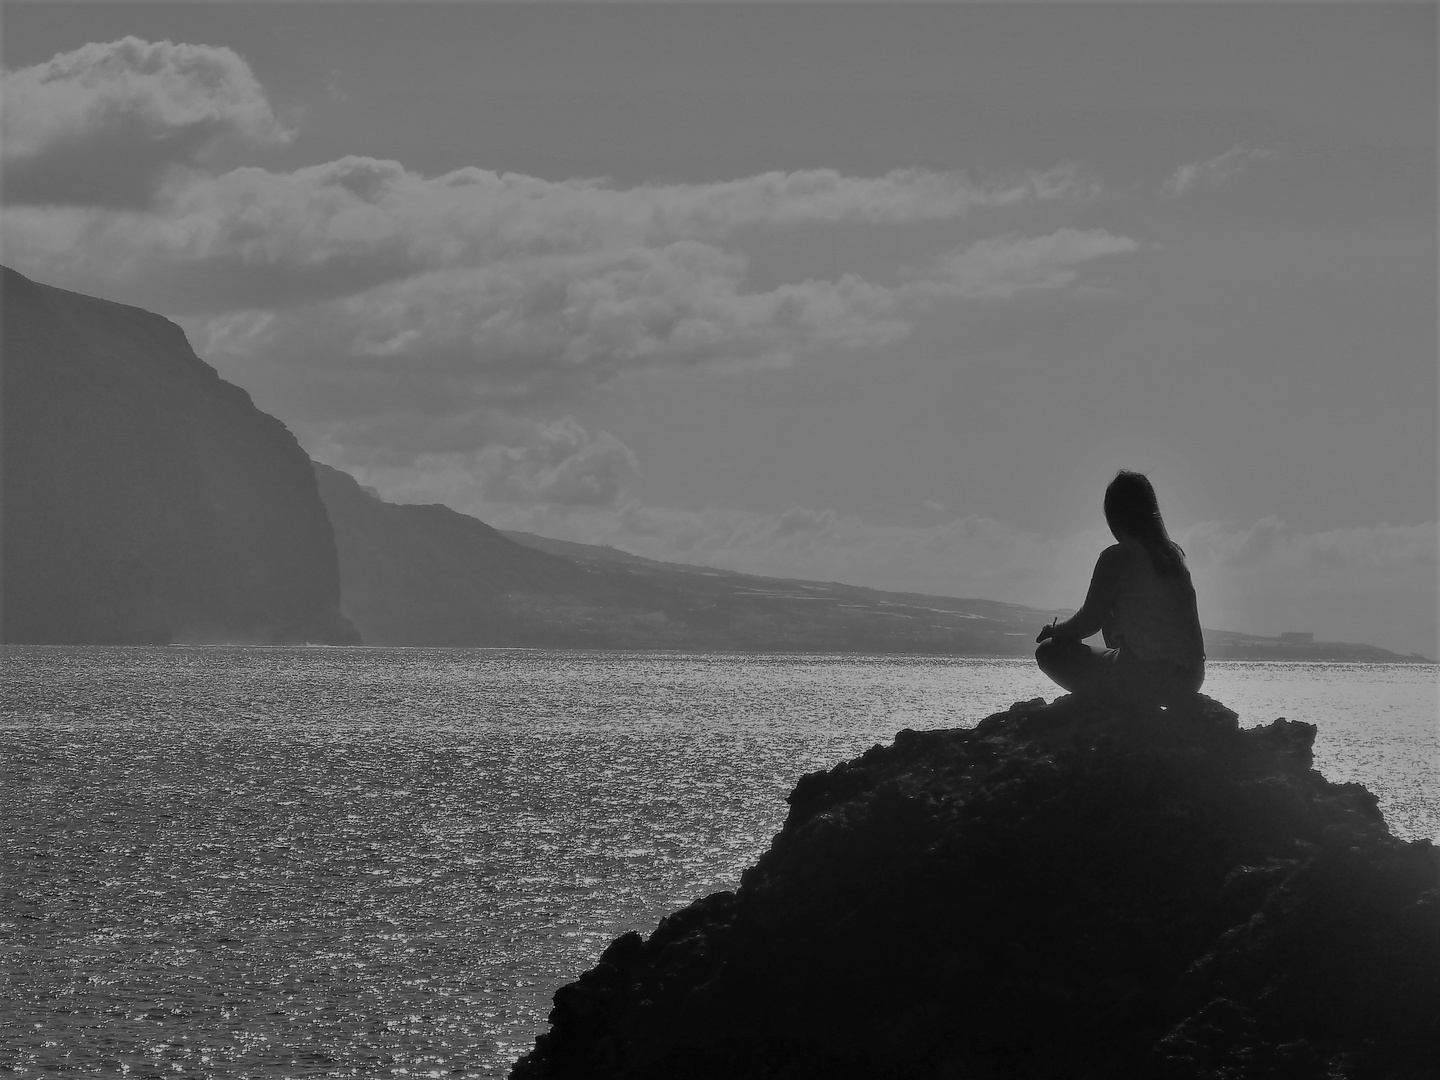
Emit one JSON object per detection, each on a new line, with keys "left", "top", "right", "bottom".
{"left": 511, "top": 694, "right": 1440, "bottom": 1080}
{"left": 2, "top": 267, "right": 356, "bottom": 644}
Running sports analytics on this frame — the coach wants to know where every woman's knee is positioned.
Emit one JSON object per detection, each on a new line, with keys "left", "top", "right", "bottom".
{"left": 1035, "top": 637, "right": 1073, "bottom": 678}
{"left": 1035, "top": 636, "right": 1072, "bottom": 665}
{"left": 1035, "top": 638, "right": 1054, "bottom": 670}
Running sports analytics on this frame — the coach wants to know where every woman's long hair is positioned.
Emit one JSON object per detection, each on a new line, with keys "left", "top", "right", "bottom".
{"left": 1104, "top": 471, "right": 1188, "bottom": 578}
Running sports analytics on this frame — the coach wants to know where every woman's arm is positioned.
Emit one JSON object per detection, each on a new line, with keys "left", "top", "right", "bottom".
{"left": 1048, "top": 545, "right": 1124, "bottom": 641}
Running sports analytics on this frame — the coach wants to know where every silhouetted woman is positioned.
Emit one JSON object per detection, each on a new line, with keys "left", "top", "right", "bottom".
{"left": 1035, "top": 471, "right": 1205, "bottom": 702}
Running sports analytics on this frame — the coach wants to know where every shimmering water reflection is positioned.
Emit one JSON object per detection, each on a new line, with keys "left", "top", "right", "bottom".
{"left": 2, "top": 647, "right": 1435, "bottom": 1077}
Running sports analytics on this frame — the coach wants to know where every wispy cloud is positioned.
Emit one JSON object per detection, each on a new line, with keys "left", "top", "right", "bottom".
{"left": 310, "top": 416, "right": 641, "bottom": 512}
{"left": 912, "top": 229, "right": 1144, "bottom": 300}
{"left": 1160, "top": 145, "right": 1278, "bottom": 199}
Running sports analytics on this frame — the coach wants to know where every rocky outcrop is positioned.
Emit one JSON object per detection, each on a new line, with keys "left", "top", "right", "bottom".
{"left": 513, "top": 694, "right": 1440, "bottom": 1079}
{"left": 2, "top": 267, "right": 356, "bottom": 644}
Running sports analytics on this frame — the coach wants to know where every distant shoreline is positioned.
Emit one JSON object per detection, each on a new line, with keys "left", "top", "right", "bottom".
{"left": 5, "top": 641, "right": 1432, "bottom": 664}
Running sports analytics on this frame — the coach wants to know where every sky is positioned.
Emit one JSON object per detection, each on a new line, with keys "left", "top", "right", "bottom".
{"left": 2, "top": 1, "right": 1436, "bottom": 658}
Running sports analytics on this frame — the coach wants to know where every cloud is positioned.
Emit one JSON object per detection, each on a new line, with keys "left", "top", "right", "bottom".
{"left": 180, "top": 221, "right": 1137, "bottom": 459}
{"left": 775, "top": 506, "right": 839, "bottom": 538}
{"left": 186, "top": 241, "right": 913, "bottom": 449}
{"left": 472, "top": 419, "right": 640, "bottom": 508}
{"left": 1180, "top": 517, "right": 1436, "bottom": 576}
{"left": 313, "top": 417, "right": 640, "bottom": 511}
{"left": 640, "top": 164, "right": 1092, "bottom": 234}
{"left": 1160, "top": 145, "right": 1277, "bottom": 199}
{"left": 2, "top": 37, "right": 290, "bottom": 208}
{"left": 914, "top": 229, "right": 1144, "bottom": 300}
{"left": 0, "top": 157, "right": 1095, "bottom": 310}
{"left": 323, "top": 70, "right": 348, "bottom": 103}
{"left": 1178, "top": 517, "right": 1437, "bottom": 655}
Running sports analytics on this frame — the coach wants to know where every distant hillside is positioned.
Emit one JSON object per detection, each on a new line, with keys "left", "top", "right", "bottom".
{"left": 1, "top": 267, "right": 355, "bottom": 645}
{"left": 315, "top": 464, "right": 677, "bottom": 647}
{"left": 502, "top": 528, "right": 1065, "bottom": 651}
{"left": 501, "top": 530, "right": 1432, "bottom": 663}
{"left": 318, "top": 467, "right": 1056, "bottom": 652}
{"left": 1197, "top": 630, "right": 1431, "bottom": 664}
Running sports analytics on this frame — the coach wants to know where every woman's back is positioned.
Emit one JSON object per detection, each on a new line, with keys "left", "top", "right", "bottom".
{"left": 1104, "top": 538, "right": 1205, "bottom": 665}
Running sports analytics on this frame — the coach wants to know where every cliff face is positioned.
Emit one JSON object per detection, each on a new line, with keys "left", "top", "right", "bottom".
{"left": 2, "top": 267, "right": 356, "bottom": 644}
{"left": 513, "top": 694, "right": 1440, "bottom": 1080}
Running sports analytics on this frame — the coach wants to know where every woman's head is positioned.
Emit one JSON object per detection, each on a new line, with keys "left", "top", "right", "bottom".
{"left": 1104, "top": 470, "right": 1186, "bottom": 576}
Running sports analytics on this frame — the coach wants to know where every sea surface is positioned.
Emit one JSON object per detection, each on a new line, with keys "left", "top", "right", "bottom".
{"left": 2, "top": 647, "right": 1436, "bottom": 1078}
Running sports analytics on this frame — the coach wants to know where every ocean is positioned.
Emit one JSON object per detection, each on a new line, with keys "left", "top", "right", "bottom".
{"left": 2, "top": 647, "right": 1435, "bottom": 1078}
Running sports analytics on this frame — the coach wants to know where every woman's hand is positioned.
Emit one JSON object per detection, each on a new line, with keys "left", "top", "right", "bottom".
{"left": 1036, "top": 618, "right": 1058, "bottom": 643}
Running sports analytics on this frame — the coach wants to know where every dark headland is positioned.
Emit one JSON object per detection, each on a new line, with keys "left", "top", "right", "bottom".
{"left": 1, "top": 266, "right": 357, "bottom": 645}
{"left": 512, "top": 694, "right": 1439, "bottom": 1080}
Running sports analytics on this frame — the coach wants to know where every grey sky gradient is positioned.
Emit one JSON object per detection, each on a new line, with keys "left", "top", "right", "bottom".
{"left": 3, "top": 2, "right": 1435, "bottom": 656}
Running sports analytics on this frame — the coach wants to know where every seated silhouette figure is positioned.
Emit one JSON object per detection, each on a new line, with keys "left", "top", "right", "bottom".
{"left": 1036, "top": 471, "right": 1205, "bottom": 705}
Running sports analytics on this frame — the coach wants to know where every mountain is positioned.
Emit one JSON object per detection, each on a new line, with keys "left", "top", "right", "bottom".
{"left": 1, "top": 267, "right": 356, "bottom": 645}
{"left": 513, "top": 693, "right": 1440, "bottom": 1079}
